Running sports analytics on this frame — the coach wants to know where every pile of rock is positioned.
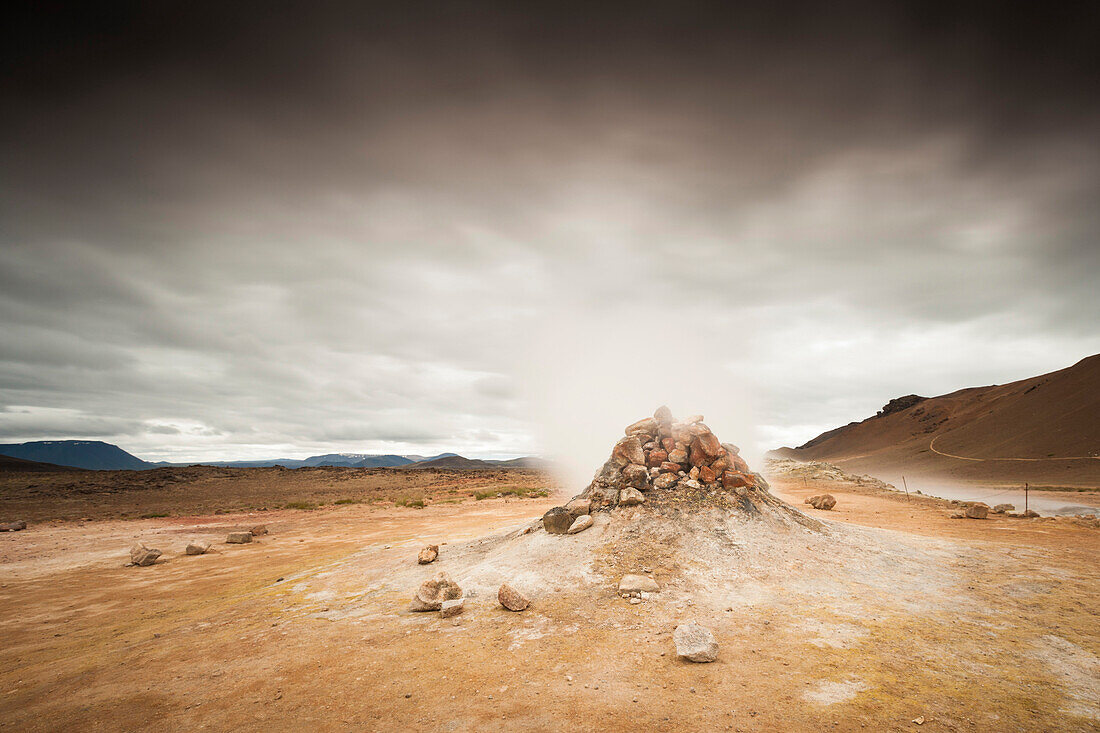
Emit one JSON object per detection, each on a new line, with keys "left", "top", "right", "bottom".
{"left": 571, "top": 407, "right": 762, "bottom": 511}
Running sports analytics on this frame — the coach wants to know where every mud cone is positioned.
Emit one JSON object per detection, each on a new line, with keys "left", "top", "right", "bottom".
{"left": 569, "top": 406, "right": 817, "bottom": 528}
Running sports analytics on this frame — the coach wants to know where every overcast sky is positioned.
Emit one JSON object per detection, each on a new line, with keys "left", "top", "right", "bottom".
{"left": 1, "top": 2, "right": 1098, "bottom": 477}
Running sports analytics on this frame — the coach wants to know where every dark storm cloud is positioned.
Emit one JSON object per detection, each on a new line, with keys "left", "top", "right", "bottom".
{"left": 0, "top": 2, "right": 1097, "bottom": 461}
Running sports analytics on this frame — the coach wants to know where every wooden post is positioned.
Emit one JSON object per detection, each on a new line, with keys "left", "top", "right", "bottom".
{"left": 902, "top": 475, "right": 910, "bottom": 502}
{"left": 1025, "top": 482, "right": 1028, "bottom": 513}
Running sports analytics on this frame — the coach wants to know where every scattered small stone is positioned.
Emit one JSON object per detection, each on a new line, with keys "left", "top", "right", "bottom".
{"left": 440, "top": 598, "right": 464, "bottom": 618}
{"left": 964, "top": 503, "right": 989, "bottom": 519}
{"left": 226, "top": 532, "right": 253, "bottom": 544}
{"left": 629, "top": 597, "right": 641, "bottom": 605}
{"left": 619, "top": 574, "right": 659, "bottom": 594}
{"left": 673, "top": 622, "right": 718, "bottom": 662}
{"left": 619, "top": 487, "right": 646, "bottom": 506}
{"left": 913, "top": 716, "right": 924, "bottom": 725}
{"left": 185, "top": 541, "right": 211, "bottom": 555}
{"left": 567, "top": 515, "right": 593, "bottom": 534}
{"left": 804, "top": 494, "right": 837, "bottom": 510}
{"left": 409, "top": 572, "right": 463, "bottom": 612}
{"left": 129, "top": 544, "right": 161, "bottom": 567}
{"left": 417, "top": 545, "right": 439, "bottom": 564}
{"left": 498, "top": 583, "right": 529, "bottom": 611}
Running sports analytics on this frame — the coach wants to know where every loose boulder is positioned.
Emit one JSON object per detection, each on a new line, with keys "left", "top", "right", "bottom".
{"left": 805, "top": 494, "right": 837, "bottom": 510}
{"left": 965, "top": 503, "right": 989, "bottom": 519}
{"left": 226, "top": 532, "right": 253, "bottom": 544}
{"left": 440, "top": 598, "right": 464, "bottom": 618}
{"left": 0, "top": 520, "right": 27, "bottom": 532}
{"left": 129, "top": 544, "right": 161, "bottom": 567}
{"left": 417, "top": 545, "right": 439, "bottom": 564}
{"left": 673, "top": 622, "right": 718, "bottom": 662}
{"left": 992, "top": 504, "right": 1015, "bottom": 514}
{"left": 249, "top": 524, "right": 268, "bottom": 536}
{"left": 619, "top": 487, "right": 646, "bottom": 506}
{"left": 410, "top": 572, "right": 463, "bottom": 612}
{"left": 185, "top": 541, "right": 211, "bottom": 556}
{"left": 543, "top": 506, "right": 576, "bottom": 535}
{"left": 498, "top": 583, "right": 529, "bottom": 611}
{"left": 567, "top": 515, "right": 593, "bottom": 534}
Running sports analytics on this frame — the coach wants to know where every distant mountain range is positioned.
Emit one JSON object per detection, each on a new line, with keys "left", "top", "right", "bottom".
{"left": 0, "top": 440, "right": 153, "bottom": 470}
{"left": 0, "top": 440, "right": 543, "bottom": 472}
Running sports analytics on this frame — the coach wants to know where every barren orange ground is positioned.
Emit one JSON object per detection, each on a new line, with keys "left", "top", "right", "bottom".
{"left": 0, "top": 469, "right": 1097, "bottom": 732}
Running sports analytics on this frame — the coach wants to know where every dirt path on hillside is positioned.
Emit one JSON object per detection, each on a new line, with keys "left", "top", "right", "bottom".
{"left": 1, "top": 485, "right": 1097, "bottom": 732}
{"left": 928, "top": 435, "right": 1100, "bottom": 463}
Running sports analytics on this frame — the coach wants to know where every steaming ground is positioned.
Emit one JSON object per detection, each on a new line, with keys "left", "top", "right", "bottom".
{"left": 0, "top": 472, "right": 1097, "bottom": 731}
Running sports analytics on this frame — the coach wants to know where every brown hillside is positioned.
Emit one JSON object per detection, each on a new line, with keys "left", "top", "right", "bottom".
{"left": 770, "top": 354, "right": 1100, "bottom": 488}
{"left": 0, "top": 455, "right": 80, "bottom": 473}
{"left": 401, "top": 455, "right": 498, "bottom": 470}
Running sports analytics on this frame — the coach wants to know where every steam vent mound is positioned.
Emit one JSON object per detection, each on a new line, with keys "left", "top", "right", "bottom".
{"left": 547, "top": 406, "right": 818, "bottom": 530}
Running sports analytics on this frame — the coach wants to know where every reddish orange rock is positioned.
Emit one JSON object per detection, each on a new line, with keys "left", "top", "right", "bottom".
{"left": 722, "top": 471, "right": 753, "bottom": 490}
{"left": 625, "top": 417, "right": 659, "bottom": 436}
{"left": 693, "top": 432, "right": 723, "bottom": 460}
{"left": 647, "top": 449, "right": 668, "bottom": 467}
{"left": 661, "top": 437, "right": 676, "bottom": 452}
{"left": 668, "top": 448, "right": 688, "bottom": 465}
{"left": 711, "top": 455, "right": 731, "bottom": 474}
{"left": 612, "top": 436, "right": 647, "bottom": 467}
{"left": 731, "top": 454, "right": 750, "bottom": 473}
{"left": 689, "top": 442, "right": 716, "bottom": 467}
{"left": 699, "top": 466, "right": 716, "bottom": 484}
{"left": 659, "top": 462, "right": 681, "bottom": 473}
